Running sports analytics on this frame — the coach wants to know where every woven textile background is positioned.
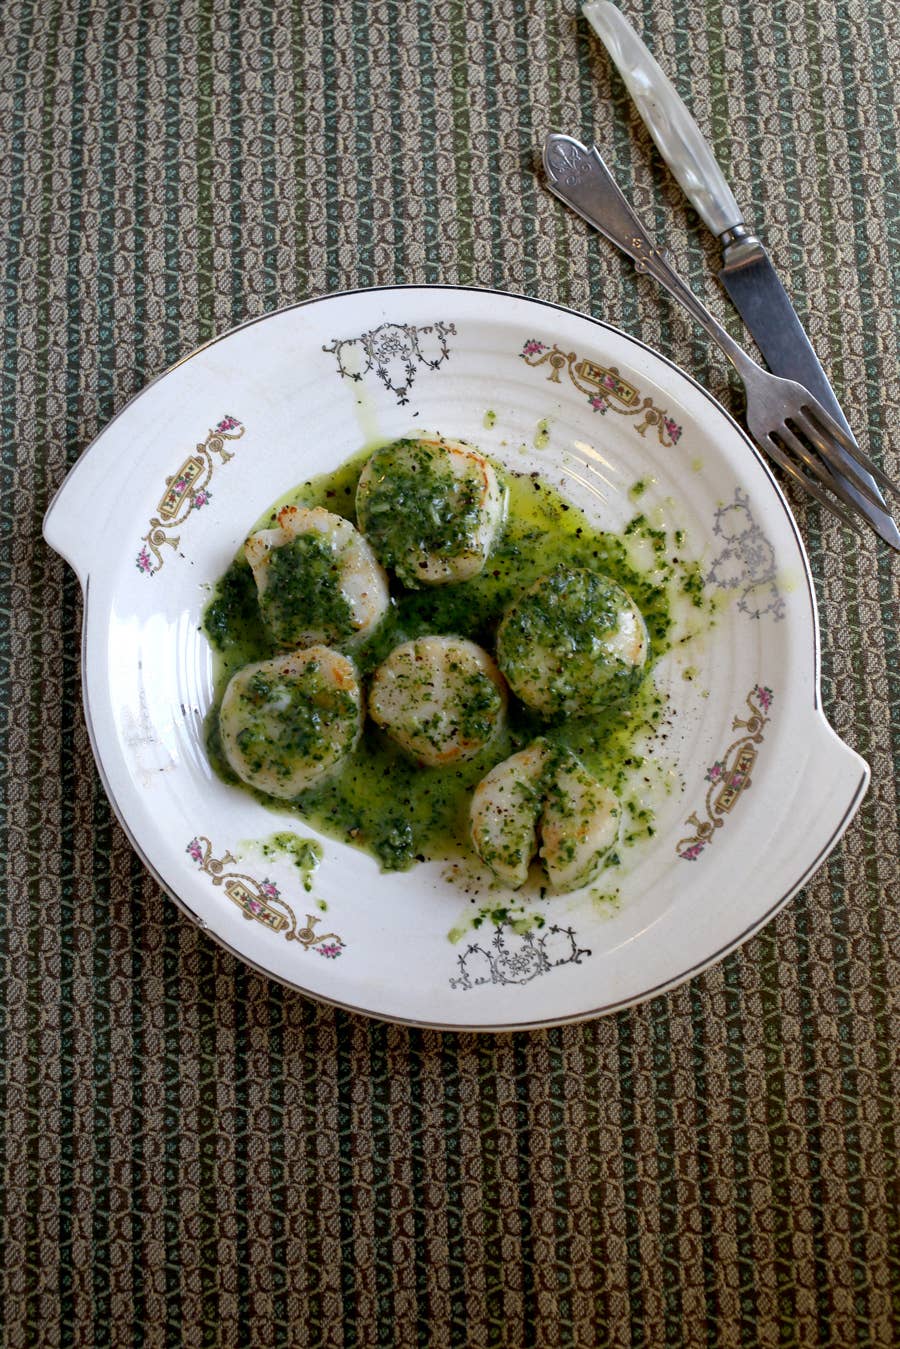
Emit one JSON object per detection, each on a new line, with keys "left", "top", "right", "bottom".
{"left": 2, "top": 1, "right": 899, "bottom": 1345}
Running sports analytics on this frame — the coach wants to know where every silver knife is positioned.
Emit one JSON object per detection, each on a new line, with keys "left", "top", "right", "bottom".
{"left": 582, "top": 0, "right": 900, "bottom": 549}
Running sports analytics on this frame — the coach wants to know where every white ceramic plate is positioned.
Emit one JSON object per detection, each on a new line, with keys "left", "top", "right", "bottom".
{"left": 43, "top": 286, "right": 868, "bottom": 1031}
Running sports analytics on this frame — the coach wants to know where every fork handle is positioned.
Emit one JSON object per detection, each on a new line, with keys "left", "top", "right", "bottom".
{"left": 543, "top": 135, "right": 756, "bottom": 382}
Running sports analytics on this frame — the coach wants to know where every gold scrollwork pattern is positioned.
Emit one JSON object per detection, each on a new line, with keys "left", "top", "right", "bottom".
{"left": 520, "top": 340, "right": 683, "bottom": 446}
{"left": 676, "top": 685, "right": 773, "bottom": 861}
{"left": 136, "top": 415, "right": 245, "bottom": 575}
{"left": 186, "top": 836, "right": 345, "bottom": 958}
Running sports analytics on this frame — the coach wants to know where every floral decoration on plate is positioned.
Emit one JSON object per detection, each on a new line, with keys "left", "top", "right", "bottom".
{"left": 186, "top": 836, "right": 344, "bottom": 957}
{"left": 677, "top": 685, "right": 773, "bottom": 861}
{"left": 450, "top": 922, "right": 591, "bottom": 991}
{"left": 137, "top": 415, "right": 244, "bottom": 575}
{"left": 323, "top": 321, "right": 456, "bottom": 404}
{"left": 520, "top": 339, "right": 682, "bottom": 444}
{"left": 707, "top": 487, "right": 785, "bottom": 621}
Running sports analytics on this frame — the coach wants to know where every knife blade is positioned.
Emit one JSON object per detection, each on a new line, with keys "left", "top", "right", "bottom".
{"left": 582, "top": 0, "right": 900, "bottom": 549}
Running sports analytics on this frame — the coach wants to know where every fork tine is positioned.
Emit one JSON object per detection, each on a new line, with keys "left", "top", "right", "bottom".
{"left": 788, "top": 414, "right": 887, "bottom": 509}
{"left": 775, "top": 423, "right": 884, "bottom": 513}
{"left": 797, "top": 402, "right": 900, "bottom": 500}
{"left": 781, "top": 428, "right": 890, "bottom": 526}
{"left": 794, "top": 395, "right": 857, "bottom": 453}
{"left": 761, "top": 435, "right": 864, "bottom": 535}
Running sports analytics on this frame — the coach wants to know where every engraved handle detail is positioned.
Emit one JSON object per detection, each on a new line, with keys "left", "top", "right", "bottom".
{"left": 543, "top": 135, "right": 754, "bottom": 381}
{"left": 543, "top": 135, "right": 658, "bottom": 262}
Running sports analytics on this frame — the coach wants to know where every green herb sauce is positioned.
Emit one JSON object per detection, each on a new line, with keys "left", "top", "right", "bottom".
{"left": 628, "top": 477, "right": 653, "bottom": 500}
{"left": 204, "top": 447, "right": 710, "bottom": 873}
{"left": 496, "top": 566, "right": 646, "bottom": 716}
{"left": 258, "top": 832, "right": 322, "bottom": 892}
{"left": 356, "top": 438, "right": 486, "bottom": 587}
{"left": 259, "top": 532, "right": 354, "bottom": 646}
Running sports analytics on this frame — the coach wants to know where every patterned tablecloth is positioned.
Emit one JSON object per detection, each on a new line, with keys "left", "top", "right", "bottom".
{"left": 3, "top": 2, "right": 898, "bottom": 1344}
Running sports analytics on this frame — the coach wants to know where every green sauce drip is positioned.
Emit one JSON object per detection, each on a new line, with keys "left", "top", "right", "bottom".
{"left": 259, "top": 832, "right": 323, "bottom": 892}
{"left": 204, "top": 558, "right": 266, "bottom": 656}
{"left": 472, "top": 904, "right": 546, "bottom": 935}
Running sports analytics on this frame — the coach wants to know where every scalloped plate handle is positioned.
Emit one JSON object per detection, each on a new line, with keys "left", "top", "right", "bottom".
{"left": 43, "top": 451, "right": 114, "bottom": 583}
{"left": 797, "top": 715, "right": 870, "bottom": 882}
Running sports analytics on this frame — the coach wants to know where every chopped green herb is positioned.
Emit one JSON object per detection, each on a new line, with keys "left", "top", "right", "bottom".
{"left": 260, "top": 533, "right": 355, "bottom": 646}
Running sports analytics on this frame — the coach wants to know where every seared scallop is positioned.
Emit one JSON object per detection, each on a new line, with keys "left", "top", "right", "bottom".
{"left": 469, "top": 740, "right": 549, "bottom": 888}
{"left": 356, "top": 436, "right": 506, "bottom": 586}
{"left": 470, "top": 742, "right": 620, "bottom": 893}
{"left": 245, "top": 504, "right": 390, "bottom": 648}
{"left": 539, "top": 752, "right": 621, "bottom": 893}
{"left": 496, "top": 565, "right": 648, "bottom": 718}
{"left": 368, "top": 636, "right": 506, "bottom": 766}
{"left": 219, "top": 647, "right": 362, "bottom": 798}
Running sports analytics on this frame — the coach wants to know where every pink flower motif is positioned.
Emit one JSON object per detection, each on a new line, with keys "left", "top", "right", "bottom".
{"left": 172, "top": 478, "right": 187, "bottom": 494}
{"left": 664, "top": 418, "right": 682, "bottom": 443}
{"left": 216, "top": 414, "right": 241, "bottom": 433}
{"left": 522, "top": 339, "right": 546, "bottom": 357}
{"left": 186, "top": 838, "right": 204, "bottom": 863}
{"left": 317, "top": 942, "right": 343, "bottom": 959}
{"left": 679, "top": 843, "right": 705, "bottom": 861}
{"left": 136, "top": 547, "right": 153, "bottom": 574}
{"left": 705, "top": 760, "right": 725, "bottom": 784}
{"left": 192, "top": 489, "right": 212, "bottom": 510}
{"left": 248, "top": 899, "right": 261, "bottom": 915}
{"left": 259, "top": 880, "right": 279, "bottom": 900}
{"left": 589, "top": 395, "right": 608, "bottom": 413}
{"left": 754, "top": 685, "right": 774, "bottom": 712}
{"left": 603, "top": 374, "right": 617, "bottom": 390}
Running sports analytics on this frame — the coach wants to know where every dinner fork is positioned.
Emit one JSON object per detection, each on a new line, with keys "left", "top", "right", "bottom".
{"left": 543, "top": 134, "right": 899, "bottom": 537}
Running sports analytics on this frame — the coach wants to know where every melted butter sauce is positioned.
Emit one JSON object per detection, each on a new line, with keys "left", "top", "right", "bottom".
{"left": 204, "top": 447, "right": 714, "bottom": 875}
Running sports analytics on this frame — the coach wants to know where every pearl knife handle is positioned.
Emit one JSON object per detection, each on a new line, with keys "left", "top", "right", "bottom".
{"left": 582, "top": 1, "right": 744, "bottom": 239}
